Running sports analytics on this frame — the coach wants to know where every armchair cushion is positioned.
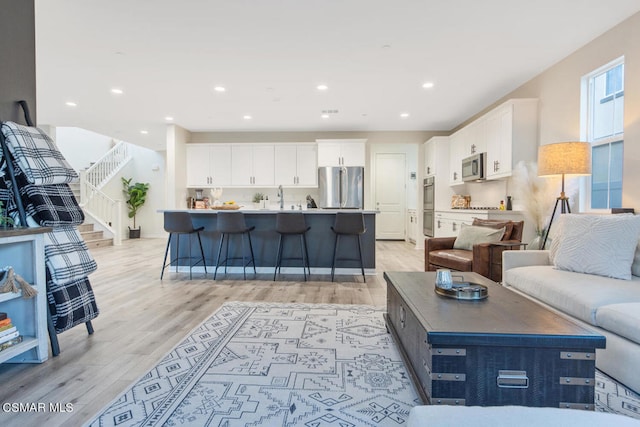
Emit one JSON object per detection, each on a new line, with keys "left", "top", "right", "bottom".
{"left": 429, "top": 249, "right": 473, "bottom": 272}
{"left": 453, "top": 224, "right": 505, "bottom": 250}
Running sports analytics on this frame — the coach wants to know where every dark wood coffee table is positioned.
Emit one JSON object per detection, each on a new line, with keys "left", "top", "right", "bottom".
{"left": 384, "top": 271, "right": 606, "bottom": 409}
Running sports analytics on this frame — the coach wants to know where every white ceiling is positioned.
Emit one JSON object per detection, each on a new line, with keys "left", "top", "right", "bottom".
{"left": 34, "top": 1, "right": 640, "bottom": 150}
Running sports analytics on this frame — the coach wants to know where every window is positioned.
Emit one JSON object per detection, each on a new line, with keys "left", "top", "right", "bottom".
{"left": 582, "top": 58, "right": 624, "bottom": 209}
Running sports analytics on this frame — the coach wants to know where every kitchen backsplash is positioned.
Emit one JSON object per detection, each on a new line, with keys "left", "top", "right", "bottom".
{"left": 450, "top": 179, "right": 508, "bottom": 209}
{"left": 186, "top": 187, "right": 321, "bottom": 208}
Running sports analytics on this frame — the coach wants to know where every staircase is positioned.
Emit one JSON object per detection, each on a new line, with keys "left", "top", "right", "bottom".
{"left": 76, "top": 141, "right": 132, "bottom": 246}
{"left": 69, "top": 181, "right": 115, "bottom": 248}
{"left": 78, "top": 223, "right": 113, "bottom": 249}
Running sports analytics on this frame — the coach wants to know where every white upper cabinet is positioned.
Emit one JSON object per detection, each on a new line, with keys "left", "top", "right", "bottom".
{"left": 186, "top": 144, "right": 231, "bottom": 187}
{"left": 231, "top": 144, "right": 275, "bottom": 186}
{"left": 274, "top": 143, "right": 318, "bottom": 187}
{"left": 445, "top": 98, "right": 538, "bottom": 184}
{"left": 448, "top": 130, "right": 465, "bottom": 186}
{"left": 484, "top": 99, "right": 538, "bottom": 180}
{"left": 462, "top": 120, "right": 486, "bottom": 158}
{"left": 423, "top": 136, "right": 448, "bottom": 177}
{"left": 316, "top": 139, "right": 366, "bottom": 166}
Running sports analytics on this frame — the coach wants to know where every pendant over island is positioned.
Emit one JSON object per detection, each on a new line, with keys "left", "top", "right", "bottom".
{"left": 161, "top": 208, "right": 378, "bottom": 277}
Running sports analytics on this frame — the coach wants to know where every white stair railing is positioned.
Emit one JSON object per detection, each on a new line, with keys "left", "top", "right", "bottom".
{"left": 79, "top": 179, "right": 123, "bottom": 245}
{"left": 85, "top": 141, "right": 131, "bottom": 189}
{"left": 78, "top": 141, "right": 132, "bottom": 245}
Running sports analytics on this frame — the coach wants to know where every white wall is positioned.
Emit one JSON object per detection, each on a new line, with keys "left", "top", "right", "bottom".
{"left": 119, "top": 145, "right": 166, "bottom": 238}
{"left": 165, "top": 124, "right": 190, "bottom": 210}
{"left": 54, "top": 127, "right": 114, "bottom": 170}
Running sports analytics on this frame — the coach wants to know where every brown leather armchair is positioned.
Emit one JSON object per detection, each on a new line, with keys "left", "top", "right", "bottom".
{"left": 425, "top": 218, "right": 525, "bottom": 282}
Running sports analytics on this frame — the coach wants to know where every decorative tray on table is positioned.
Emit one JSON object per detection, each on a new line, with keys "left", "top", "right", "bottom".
{"left": 435, "top": 281, "right": 488, "bottom": 300}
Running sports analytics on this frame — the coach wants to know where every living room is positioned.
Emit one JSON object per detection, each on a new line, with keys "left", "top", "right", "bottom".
{"left": 2, "top": 2, "right": 640, "bottom": 426}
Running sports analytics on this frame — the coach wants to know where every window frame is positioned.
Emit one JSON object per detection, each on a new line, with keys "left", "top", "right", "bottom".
{"left": 579, "top": 56, "right": 624, "bottom": 212}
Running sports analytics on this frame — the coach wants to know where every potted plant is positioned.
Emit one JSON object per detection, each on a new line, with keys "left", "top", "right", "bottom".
{"left": 122, "top": 177, "right": 149, "bottom": 238}
{"left": 252, "top": 192, "right": 264, "bottom": 209}
{"left": 0, "top": 201, "right": 14, "bottom": 229}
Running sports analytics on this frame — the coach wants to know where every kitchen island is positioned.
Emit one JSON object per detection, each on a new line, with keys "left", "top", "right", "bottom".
{"left": 161, "top": 209, "right": 378, "bottom": 276}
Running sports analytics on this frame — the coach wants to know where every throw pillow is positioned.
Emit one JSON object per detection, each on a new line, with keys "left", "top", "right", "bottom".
{"left": 632, "top": 241, "right": 640, "bottom": 277}
{"left": 472, "top": 218, "right": 514, "bottom": 240}
{"left": 553, "top": 214, "right": 640, "bottom": 280}
{"left": 453, "top": 224, "right": 505, "bottom": 251}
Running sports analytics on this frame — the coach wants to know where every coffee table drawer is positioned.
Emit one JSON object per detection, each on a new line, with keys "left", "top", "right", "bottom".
{"left": 428, "top": 343, "right": 597, "bottom": 408}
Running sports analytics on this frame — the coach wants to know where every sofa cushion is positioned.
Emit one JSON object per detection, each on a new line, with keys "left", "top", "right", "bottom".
{"left": 595, "top": 303, "right": 640, "bottom": 346}
{"left": 429, "top": 249, "right": 473, "bottom": 271}
{"left": 504, "top": 265, "right": 640, "bottom": 325}
{"left": 407, "top": 405, "right": 640, "bottom": 427}
{"left": 453, "top": 224, "right": 505, "bottom": 251}
{"left": 552, "top": 214, "right": 640, "bottom": 280}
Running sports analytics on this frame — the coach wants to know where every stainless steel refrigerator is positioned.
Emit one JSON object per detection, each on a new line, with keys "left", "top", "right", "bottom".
{"left": 318, "top": 166, "right": 364, "bottom": 209}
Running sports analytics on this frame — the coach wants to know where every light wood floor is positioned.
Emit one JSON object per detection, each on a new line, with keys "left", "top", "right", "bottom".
{"left": 0, "top": 238, "right": 423, "bottom": 426}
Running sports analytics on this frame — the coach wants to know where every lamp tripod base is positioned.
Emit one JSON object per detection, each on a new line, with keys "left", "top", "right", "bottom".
{"left": 542, "top": 195, "right": 571, "bottom": 249}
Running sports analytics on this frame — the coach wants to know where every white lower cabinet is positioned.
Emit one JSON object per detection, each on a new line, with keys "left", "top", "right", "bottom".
{"left": 407, "top": 209, "right": 417, "bottom": 243}
{"left": 434, "top": 211, "right": 485, "bottom": 237}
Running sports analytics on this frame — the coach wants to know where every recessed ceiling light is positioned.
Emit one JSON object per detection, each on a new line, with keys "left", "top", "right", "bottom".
{"left": 400, "top": 113, "right": 410, "bottom": 118}
{"left": 111, "top": 88, "right": 123, "bottom": 95}
{"left": 65, "top": 101, "right": 77, "bottom": 107}
{"left": 164, "top": 116, "right": 174, "bottom": 121}
{"left": 422, "top": 82, "right": 434, "bottom": 89}
{"left": 214, "top": 86, "right": 226, "bottom": 92}
{"left": 317, "top": 84, "right": 328, "bottom": 91}
{"left": 140, "top": 130, "right": 148, "bottom": 135}
{"left": 321, "top": 114, "right": 330, "bottom": 119}
{"left": 243, "top": 115, "right": 252, "bottom": 120}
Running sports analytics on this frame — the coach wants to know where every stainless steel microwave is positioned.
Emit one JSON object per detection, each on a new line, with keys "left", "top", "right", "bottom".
{"left": 462, "top": 152, "right": 486, "bottom": 182}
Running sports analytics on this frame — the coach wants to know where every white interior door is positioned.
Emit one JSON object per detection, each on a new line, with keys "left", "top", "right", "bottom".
{"left": 374, "top": 153, "right": 406, "bottom": 240}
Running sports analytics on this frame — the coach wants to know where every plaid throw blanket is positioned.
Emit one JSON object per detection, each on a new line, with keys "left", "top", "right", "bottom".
{"left": 1, "top": 121, "right": 78, "bottom": 185}
{"left": 12, "top": 165, "right": 84, "bottom": 227}
{"left": 45, "top": 226, "right": 97, "bottom": 285}
{"left": 46, "top": 275, "right": 99, "bottom": 334}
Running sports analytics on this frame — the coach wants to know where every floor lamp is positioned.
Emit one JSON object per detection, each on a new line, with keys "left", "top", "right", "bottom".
{"left": 538, "top": 141, "right": 591, "bottom": 249}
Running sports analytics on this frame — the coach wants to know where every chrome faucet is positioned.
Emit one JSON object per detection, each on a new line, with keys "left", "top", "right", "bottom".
{"left": 277, "top": 185, "right": 284, "bottom": 209}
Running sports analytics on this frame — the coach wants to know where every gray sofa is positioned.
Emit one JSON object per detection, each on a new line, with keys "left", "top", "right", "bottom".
{"left": 503, "top": 250, "right": 640, "bottom": 394}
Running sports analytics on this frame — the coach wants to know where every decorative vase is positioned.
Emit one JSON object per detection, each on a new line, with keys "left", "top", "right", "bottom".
{"left": 528, "top": 231, "right": 547, "bottom": 250}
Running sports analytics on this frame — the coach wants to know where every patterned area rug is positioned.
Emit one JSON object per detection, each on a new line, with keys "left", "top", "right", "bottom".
{"left": 86, "top": 302, "right": 420, "bottom": 426}
{"left": 596, "top": 370, "right": 640, "bottom": 420}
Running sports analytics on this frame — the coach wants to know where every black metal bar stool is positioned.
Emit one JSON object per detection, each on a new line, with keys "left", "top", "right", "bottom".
{"left": 331, "top": 212, "right": 366, "bottom": 282}
{"left": 161, "top": 212, "right": 207, "bottom": 279}
{"left": 273, "top": 212, "right": 311, "bottom": 281}
{"left": 214, "top": 211, "right": 256, "bottom": 279}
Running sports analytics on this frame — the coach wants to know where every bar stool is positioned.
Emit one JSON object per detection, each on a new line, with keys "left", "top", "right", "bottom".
{"left": 331, "top": 212, "right": 366, "bottom": 282}
{"left": 161, "top": 212, "right": 207, "bottom": 280}
{"left": 214, "top": 211, "right": 256, "bottom": 279}
{"left": 273, "top": 212, "right": 311, "bottom": 281}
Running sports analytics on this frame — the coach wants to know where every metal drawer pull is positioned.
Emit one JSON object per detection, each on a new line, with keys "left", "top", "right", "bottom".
{"left": 497, "top": 370, "right": 529, "bottom": 388}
